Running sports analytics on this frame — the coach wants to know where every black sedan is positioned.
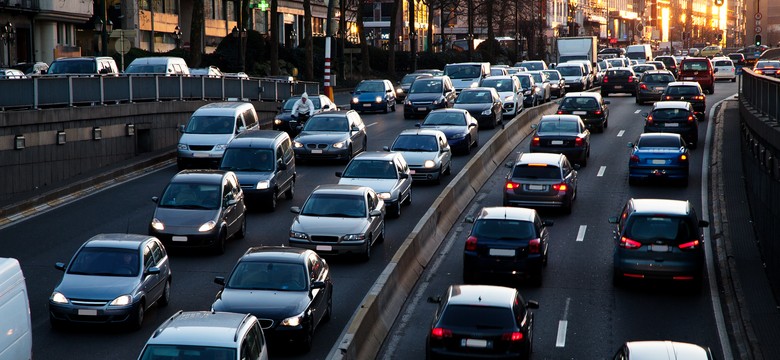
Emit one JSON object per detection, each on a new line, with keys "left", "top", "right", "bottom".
{"left": 417, "top": 108, "right": 479, "bottom": 155}
{"left": 272, "top": 95, "right": 338, "bottom": 135}
{"left": 530, "top": 115, "right": 591, "bottom": 166}
{"left": 556, "top": 92, "right": 609, "bottom": 133}
{"left": 452, "top": 87, "right": 503, "bottom": 129}
{"left": 661, "top": 81, "right": 707, "bottom": 120}
{"left": 636, "top": 70, "right": 676, "bottom": 105}
{"left": 212, "top": 246, "right": 333, "bottom": 352}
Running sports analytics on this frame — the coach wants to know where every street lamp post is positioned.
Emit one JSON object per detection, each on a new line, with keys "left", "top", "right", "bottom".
{"left": 410, "top": 30, "right": 418, "bottom": 71}
{"left": 232, "top": 26, "right": 247, "bottom": 72}
{"left": 1, "top": 21, "right": 15, "bottom": 66}
{"left": 173, "top": 25, "right": 182, "bottom": 49}
{"left": 466, "top": 32, "right": 474, "bottom": 61}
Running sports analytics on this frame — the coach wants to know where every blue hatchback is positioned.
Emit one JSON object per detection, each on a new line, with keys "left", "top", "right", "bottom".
{"left": 628, "top": 133, "right": 690, "bottom": 186}
{"left": 350, "top": 79, "right": 397, "bottom": 113}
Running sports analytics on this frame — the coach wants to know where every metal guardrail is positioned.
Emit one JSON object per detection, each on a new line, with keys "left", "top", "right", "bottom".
{"left": 0, "top": 75, "right": 320, "bottom": 110}
{"left": 741, "top": 69, "right": 779, "bottom": 122}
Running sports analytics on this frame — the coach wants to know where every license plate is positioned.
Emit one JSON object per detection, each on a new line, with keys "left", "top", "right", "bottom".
{"left": 528, "top": 184, "right": 545, "bottom": 191}
{"left": 192, "top": 152, "right": 209, "bottom": 158}
{"left": 462, "top": 339, "right": 488, "bottom": 348}
{"left": 655, "top": 87, "right": 664, "bottom": 90}
{"left": 650, "top": 244, "right": 669, "bottom": 252}
{"left": 564, "top": 84, "right": 571, "bottom": 87}
{"left": 78, "top": 309, "right": 98, "bottom": 316}
{"left": 417, "top": 107, "right": 427, "bottom": 111}
{"left": 614, "top": 85, "right": 623, "bottom": 89}
{"left": 573, "top": 111, "right": 587, "bottom": 115}
{"left": 489, "top": 249, "right": 516, "bottom": 257}
{"left": 651, "top": 159, "right": 666, "bottom": 165}
{"left": 551, "top": 140, "right": 564, "bottom": 145}
{"left": 316, "top": 245, "right": 333, "bottom": 251}
{"left": 409, "top": 170, "right": 416, "bottom": 174}
{"left": 682, "top": 77, "right": 694, "bottom": 80}
{"left": 311, "top": 149, "right": 323, "bottom": 154}
{"left": 363, "top": 103, "right": 371, "bottom": 107}
{"left": 665, "top": 123, "right": 679, "bottom": 127}
{"left": 172, "top": 236, "right": 187, "bottom": 242}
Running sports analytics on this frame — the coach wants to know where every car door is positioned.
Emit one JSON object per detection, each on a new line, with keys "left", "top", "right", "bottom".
{"left": 367, "top": 191, "right": 383, "bottom": 234}
{"left": 307, "top": 254, "right": 326, "bottom": 327}
{"left": 148, "top": 241, "right": 168, "bottom": 301}
{"left": 438, "top": 134, "right": 452, "bottom": 169}
{"left": 395, "top": 156, "right": 412, "bottom": 199}
{"left": 221, "top": 175, "right": 238, "bottom": 235}
{"left": 443, "top": 78, "right": 457, "bottom": 106}
{"left": 385, "top": 80, "right": 396, "bottom": 105}
{"left": 349, "top": 113, "right": 366, "bottom": 152}
{"left": 563, "top": 158, "right": 577, "bottom": 195}
{"left": 141, "top": 243, "right": 162, "bottom": 302}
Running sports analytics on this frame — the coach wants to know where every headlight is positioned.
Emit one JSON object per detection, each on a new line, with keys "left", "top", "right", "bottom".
{"left": 274, "top": 119, "right": 283, "bottom": 125}
{"left": 481, "top": 109, "right": 492, "bottom": 115}
{"left": 378, "top": 192, "right": 392, "bottom": 200}
{"left": 290, "top": 230, "right": 309, "bottom": 239}
{"left": 504, "top": 95, "right": 514, "bottom": 102}
{"left": 151, "top": 218, "right": 164, "bottom": 231}
{"left": 256, "top": 181, "right": 270, "bottom": 190}
{"left": 109, "top": 295, "right": 132, "bottom": 306}
{"left": 405, "top": 100, "right": 412, "bottom": 105}
{"left": 352, "top": 97, "right": 359, "bottom": 104}
{"left": 280, "top": 314, "right": 303, "bottom": 327}
{"left": 433, "top": 97, "right": 445, "bottom": 105}
{"left": 332, "top": 141, "right": 346, "bottom": 149}
{"left": 470, "top": 82, "right": 478, "bottom": 88}
{"left": 342, "top": 234, "right": 367, "bottom": 241}
{"left": 177, "top": 143, "right": 188, "bottom": 150}
{"left": 449, "top": 133, "right": 466, "bottom": 139}
{"left": 50, "top": 292, "right": 68, "bottom": 304}
{"left": 198, "top": 220, "right": 217, "bottom": 232}
{"left": 523, "top": 90, "right": 532, "bottom": 95}
{"left": 396, "top": 88, "right": 403, "bottom": 94}
{"left": 293, "top": 141, "right": 303, "bottom": 148}
{"left": 214, "top": 144, "right": 227, "bottom": 151}
{"left": 424, "top": 160, "right": 436, "bottom": 168}
{"left": 375, "top": 96, "right": 383, "bottom": 103}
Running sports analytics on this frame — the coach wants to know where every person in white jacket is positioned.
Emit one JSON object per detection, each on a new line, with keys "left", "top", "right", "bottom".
{"left": 291, "top": 92, "right": 313, "bottom": 119}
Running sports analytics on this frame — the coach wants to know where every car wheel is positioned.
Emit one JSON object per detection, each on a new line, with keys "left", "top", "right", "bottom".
{"left": 391, "top": 102, "right": 396, "bottom": 112}
{"left": 473, "top": 133, "right": 479, "bottom": 148}
{"left": 377, "top": 222, "right": 386, "bottom": 243}
{"left": 129, "top": 301, "right": 145, "bottom": 330}
{"left": 236, "top": 215, "right": 247, "bottom": 239}
{"left": 362, "top": 236, "right": 372, "bottom": 262}
{"left": 213, "top": 231, "right": 227, "bottom": 255}
{"left": 363, "top": 136, "right": 368, "bottom": 152}
{"left": 158, "top": 279, "right": 171, "bottom": 307}
{"left": 284, "top": 179, "right": 295, "bottom": 200}
{"left": 268, "top": 190, "right": 278, "bottom": 212}
{"left": 444, "top": 162, "right": 452, "bottom": 176}
{"left": 463, "top": 136, "right": 472, "bottom": 155}
{"left": 604, "top": 118, "right": 608, "bottom": 128}
{"left": 636, "top": 97, "right": 642, "bottom": 104}
{"left": 392, "top": 201, "right": 402, "bottom": 218}
{"left": 709, "top": 86, "right": 715, "bottom": 94}
{"left": 299, "top": 326, "right": 314, "bottom": 353}
{"left": 562, "top": 198, "right": 573, "bottom": 215}
{"left": 383, "top": 102, "right": 389, "bottom": 113}
{"left": 434, "top": 168, "right": 442, "bottom": 185}
{"left": 323, "top": 294, "right": 333, "bottom": 323}
{"left": 404, "top": 189, "right": 412, "bottom": 205}
{"left": 731, "top": 77, "right": 736, "bottom": 82}
{"left": 346, "top": 145, "right": 354, "bottom": 162}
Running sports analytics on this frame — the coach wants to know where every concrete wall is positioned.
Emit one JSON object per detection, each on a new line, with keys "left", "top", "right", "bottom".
{"left": 0, "top": 100, "right": 279, "bottom": 207}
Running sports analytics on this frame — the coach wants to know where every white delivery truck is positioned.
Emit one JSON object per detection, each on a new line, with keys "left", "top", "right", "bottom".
{"left": 0, "top": 258, "right": 32, "bottom": 360}
{"left": 556, "top": 36, "right": 598, "bottom": 65}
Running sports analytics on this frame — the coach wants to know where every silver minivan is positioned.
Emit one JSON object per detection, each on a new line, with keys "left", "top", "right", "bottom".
{"left": 177, "top": 102, "right": 260, "bottom": 169}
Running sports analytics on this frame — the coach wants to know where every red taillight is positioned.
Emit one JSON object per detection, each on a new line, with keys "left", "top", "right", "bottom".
{"left": 552, "top": 183, "right": 568, "bottom": 191}
{"left": 694, "top": 95, "right": 705, "bottom": 100}
{"left": 679, "top": 239, "right": 700, "bottom": 250}
{"left": 502, "top": 332, "right": 524, "bottom": 341}
{"left": 506, "top": 181, "right": 520, "bottom": 190}
{"left": 628, "top": 77, "right": 634, "bottom": 83}
{"left": 593, "top": 110, "right": 603, "bottom": 115}
{"left": 630, "top": 154, "right": 639, "bottom": 163}
{"left": 528, "top": 238, "right": 541, "bottom": 254}
{"left": 755, "top": 69, "right": 763, "bottom": 74}
{"left": 670, "top": 65, "right": 677, "bottom": 69}
{"left": 557, "top": 110, "right": 564, "bottom": 114}
{"left": 646, "top": 115, "right": 654, "bottom": 125}
{"left": 531, "top": 137, "right": 540, "bottom": 146}
{"left": 431, "top": 327, "right": 453, "bottom": 339}
{"left": 639, "top": 84, "right": 648, "bottom": 90}
{"left": 664, "top": 95, "right": 673, "bottom": 100}
{"left": 687, "top": 115, "right": 695, "bottom": 123}
{"left": 465, "top": 236, "right": 478, "bottom": 251}
{"left": 619, "top": 236, "right": 642, "bottom": 249}
{"left": 602, "top": 76, "right": 608, "bottom": 83}
{"left": 574, "top": 137, "right": 584, "bottom": 147}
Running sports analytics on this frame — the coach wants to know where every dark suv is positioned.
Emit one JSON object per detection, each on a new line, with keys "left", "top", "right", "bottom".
{"left": 661, "top": 81, "right": 706, "bottom": 120}
{"left": 403, "top": 75, "right": 457, "bottom": 119}
{"left": 503, "top": 152, "right": 579, "bottom": 213}
{"left": 556, "top": 92, "right": 610, "bottom": 132}
{"left": 678, "top": 57, "right": 714, "bottom": 94}
{"left": 600, "top": 68, "right": 637, "bottom": 96}
{"left": 609, "top": 198, "right": 709, "bottom": 287}
{"left": 643, "top": 101, "right": 699, "bottom": 148}
{"left": 636, "top": 70, "right": 676, "bottom": 104}
{"left": 653, "top": 56, "right": 679, "bottom": 77}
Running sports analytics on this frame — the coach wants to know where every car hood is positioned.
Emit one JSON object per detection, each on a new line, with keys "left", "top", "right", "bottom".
{"left": 275, "top": 112, "right": 295, "bottom": 121}
{"left": 214, "top": 288, "right": 309, "bottom": 320}
{"left": 419, "top": 125, "right": 467, "bottom": 137}
{"left": 338, "top": 178, "right": 398, "bottom": 194}
{"left": 57, "top": 275, "right": 139, "bottom": 299}
{"left": 233, "top": 172, "right": 274, "bottom": 186}
{"left": 180, "top": 133, "right": 233, "bottom": 146}
{"left": 453, "top": 103, "right": 492, "bottom": 112}
{"left": 395, "top": 151, "right": 438, "bottom": 166}
{"left": 451, "top": 78, "right": 481, "bottom": 89}
{"left": 353, "top": 91, "right": 386, "bottom": 101}
{"left": 291, "top": 216, "right": 369, "bottom": 235}
{"left": 562, "top": 75, "right": 584, "bottom": 82}
{"left": 295, "top": 132, "right": 349, "bottom": 143}
{"left": 153, "top": 207, "right": 218, "bottom": 226}
{"left": 496, "top": 91, "right": 516, "bottom": 101}
{"left": 407, "top": 93, "right": 442, "bottom": 102}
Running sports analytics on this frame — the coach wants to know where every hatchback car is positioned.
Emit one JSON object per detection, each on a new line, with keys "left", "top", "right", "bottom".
{"left": 396, "top": 72, "right": 432, "bottom": 100}
{"left": 137, "top": 311, "right": 269, "bottom": 360}
{"left": 647, "top": 61, "right": 666, "bottom": 71}
{"left": 426, "top": 285, "right": 539, "bottom": 360}
{"left": 556, "top": 92, "right": 610, "bottom": 133}
{"left": 518, "top": 60, "right": 548, "bottom": 71}
{"left": 479, "top": 75, "right": 523, "bottom": 118}
{"left": 542, "top": 69, "right": 566, "bottom": 98}
{"left": 661, "top": 81, "right": 706, "bottom": 120}
{"left": 273, "top": 94, "right": 337, "bottom": 135}
{"left": 700, "top": 45, "right": 722, "bottom": 58}
{"left": 643, "top": 101, "right": 699, "bottom": 148}
{"left": 610, "top": 198, "right": 709, "bottom": 286}
{"left": 49, "top": 234, "right": 172, "bottom": 330}
{"left": 289, "top": 185, "right": 385, "bottom": 260}
{"left": 613, "top": 340, "right": 714, "bottom": 360}
{"left": 678, "top": 57, "right": 714, "bottom": 94}
{"left": 526, "top": 71, "right": 551, "bottom": 103}
{"left": 463, "top": 207, "right": 553, "bottom": 286}
{"left": 453, "top": 87, "right": 503, "bottom": 129}
{"left": 631, "top": 64, "right": 657, "bottom": 78}
{"left": 601, "top": 67, "right": 637, "bottom": 96}
{"left": 212, "top": 247, "right": 332, "bottom": 352}
{"left": 403, "top": 75, "right": 457, "bottom": 119}
{"left": 0, "top": 68, "right": 25, "bottom": 79}
{"left": 628, "top": 133, "right": 690, "bottom": 186}
{"left": 636, "top": 70, "right": 676, "bottom": 104}
{"left": 712, "top": 58, "right": 736, "bottom": 82}
{"left": 753, "top": 60, "right": 780, "bottom": 78}
{"left": 530, "top": 115, "right": 591, "bottom": 166}
{"left": 514, "top": 73, "right": 539, "bottom": 108}
{"left": 385, "top": 129, "right": 453, "bottom": 184}
{"left": 416, "top": 108, "right": 479, "bottom": 155}
{"left": 503, "top": 152, "right": 579, "bottom": 213}
{"left": 350, "top": 79, "right": 397, "bottom": 113}
{"left": 336, "top": 152, "right": 412, "bottom": 218}
{"left": 654, "top": 55, "right": 679, "bottom": 77}
{"left": 292, "top": 110, "right": 368, "bottom": 162}
{"left": 554, "top": 62, "right": 588, "bottom": 92}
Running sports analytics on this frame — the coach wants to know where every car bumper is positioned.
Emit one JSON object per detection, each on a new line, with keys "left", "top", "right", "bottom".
{"left": 503, "top": 192, "right": 568, "bottom": 208}
{"left": 410, "top": 166, "right": 442, "bottom": 181}
{"left": 629, "top": 165, "right": 688, "bottom": 180}
{"left": 637, "top": 89, "right": 665, "bottom": 102}
{"left": 49, "top": 301, "right": 137, "bottom": 325}
{"left": 564, "top": 83, "right": 584, "bottom": 91}
{"left": 352, "top": 102, "right": 387, "bottom": 111}
{"left": 473, "top": 113, "right": 496, "bottom": 126}
{"left": 264, "top": 323, "right": 312, "bottom": 345}
{"left": 463, "top": 253, "right": 543, "bottom": 277}
{"left": 177, "top": 151, "right": 224, "bottom": 168}
{"left": 602, "top": 84, "right": 635, "bottom": 93}
{"left": 288, "top": 238, "right": 368, "bottom": 255}
{"left": 404, "top": 102, "right": 446, "bottom": 117}
{"left": 241, "top": 187, "right": 275, "bottom": 203}
{"left": 293, "top": 147, "right": 351, "bottom": 160}
{"left": 614, "top": 256, "right": 703, "bottom": 280}
{"left": 149, "top": 228, "right": 221, "bottom": 248}
{"left": 273, "top": 120, "right": 302, "bottom": 135}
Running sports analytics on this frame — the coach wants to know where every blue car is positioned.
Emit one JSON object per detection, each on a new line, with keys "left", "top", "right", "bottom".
{"left": 628, "top": 133, "right": 690, "bottom": 186}
{"left": 416, "top": 108, "right": 479, "bottom": 155}
{"left": 350, "top": 79, "right": 397, "bottom": 113}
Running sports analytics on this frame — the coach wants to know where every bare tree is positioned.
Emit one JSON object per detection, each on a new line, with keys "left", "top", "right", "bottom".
{"left": 303, "top": 0, "right": 314, "bottom": 80}
{"left": 357, "top": 0, "right": 371, "bottom": 75}
{"left": 271, "top": 0, "right": 280, "bottom": 74}
{"left": 190, "top": 0, "right": 204, "bottom": 67}
{"left": 387, "top": 0, "right": 401, "bottom": 74}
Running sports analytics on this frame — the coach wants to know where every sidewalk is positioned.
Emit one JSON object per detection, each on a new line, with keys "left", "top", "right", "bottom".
{"left": 713, "top": 99, "right": 780, "bottom": 359}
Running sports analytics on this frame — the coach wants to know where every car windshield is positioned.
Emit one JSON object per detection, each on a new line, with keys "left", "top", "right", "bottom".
{"left": 410, "top": 79, "right": 442, "bottom": 93}
{"left": 560, "top": 97, "right": 598, "bottom": 110}
{"left": 48, "top": 60, "right": 97, "bottom": 74}
{"left": 714, "top": 60, "right": 732, "bottom": 67}
{"left": 342, "top": 160, "right": 398, "bottom": 179}
{"left": 480, "top": 78, "right": 513, "bottom": 92}
{"left": 521, "top": 62, "right": 543, "bottom": 70}
{"left": 544, "top": 71, "right": 561, "bottom": 80}
{"left": 556, "top": 66, "right": 582, "bottom": 76}
{"left": 139, "top": 345, "right": 237, "bottom": 360}
{"left": 472, "top": 219, "right": 535, "bottom": 240}
{"left": 756, "top": 61, "right": 780, "bottom": 68}
{"left": 220, "top": 148, "right": 274, "bottom": 172}
{"left": 401, "top": 74, "right": 420, "bottom": 85}
{"left": 538, "top": 120, "right": 580, "bottom": 133}
{"left": 184, "top": 116, "right": 235, "bottom": 134}
{"left": 642, "top": 74, "right": 675, "bottom": 83}
{"left": 423, "top": 112, "right": 467, "bottom": 126}
{"left": 607, "top": 70, "right": 633, "bottom": 78}
{"left": 665, "top": 86, "right": 699, "bottom": 95}
{"left": 67, "top": 247, "right": 139, "bottom": 277}
{"left": 456, "top": 90, "right": 492, "bottom": 104}
{"left": 300, "top": 193, "right": 366, "bottom": 217}
{"left": 391, "top": 135, "right": 439, "bottom": 152}
{"left": 303, "top": 116, "right": 349, "bottom": 132}
{"left": 355, "top": 81, "right": 385, "bottom": 92}
{"left": 607, "top": 59, "right": 624, "bottom": 68}
{"left": 444, "top": 64, "right": 482, "bottom": 79}
{"left": 632, "top": 65, "right": 654, "bottom": 73}
{"left": 529, "top": 73, "right": 543, "bottom": 82}
{"left": 626, "top": 52, "right": 645, "bottom": 60}
{"left": 517, "top": 76, "right": 532, "bottom": 88}
{"left": 624, "top": 215, "right": 696, "bottom": 245}
{"left": 597, "top": 61, "right": 608, "bottom": 70}
{"left": 638, "top": 136, "right": 682, "bottom": 148}
{"left": 652, "top": 108, "right": 691, "bottom": 120}
{"left": 512, "top": 164, "right": 561, "bottom": 179}
{"left": 226, "top": 261, "right": 307, "bottom": 291}
{"left": 159, "top": 183, "right": 221, "bottom": 210}
{"left": 439, "top": 305, "right": 515, "bottom": 329}
{"left": 124, "top": 64, "right": 167, "bottom": 74}
{"left": 282, "top": 97, "right": 322, "bottom": 111}
{"left": 681, "top": 61, "right": 709, "bottom": 71}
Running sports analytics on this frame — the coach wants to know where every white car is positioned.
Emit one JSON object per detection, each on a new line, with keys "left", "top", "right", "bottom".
{"left": 478, "top": 75, "right": 523, "bottom": 117}
{"left": 336, "top": 152, "right": 412, "bottom": 218}
{"left": 712, "top": 57, "right": 737, "bottom": 82}
{"left": 385, "top": 129, "right": 453, "bottom": 184}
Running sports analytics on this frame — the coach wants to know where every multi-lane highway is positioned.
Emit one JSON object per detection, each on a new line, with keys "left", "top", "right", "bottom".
{"left": 0, "top": 81, "right": 736, "bottom": 359}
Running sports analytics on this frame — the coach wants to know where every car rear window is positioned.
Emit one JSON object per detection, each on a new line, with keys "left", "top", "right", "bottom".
{"left": 624, "top": 215, "right": 696, "bottom": 245}
{"left": 561, "top": 97, "right": 599, "bottom": 109}
{"left": 714, "top": 60, "right": 732, "bottom": 67}
{"left": 756, "top": 61, "right": 780, "bottom": 68}
{"left": 472, "top": 219, "right": 536, "bottom": 240}
{"left": 665, "top": 86, "right": 700, "bottom": 95}
{"left": 681, "top": 61, "right": 709, "bottom": 71}
{"left": 512, "top": 164, "right": 561, "bottom": 179}
{"left": 642, "top": 74, "right": 674, "bottom": 83}
{"left": 606, "top": 70, "right": 633, "bottom": 78}
{"left": 439, "top": 305, "right": 515, "bottom": 329}
{"left": 651, "top": 108, "right": 691, "bottom": 120}
{"left": 637, "top": 136, "right": 682, "bottom": 148}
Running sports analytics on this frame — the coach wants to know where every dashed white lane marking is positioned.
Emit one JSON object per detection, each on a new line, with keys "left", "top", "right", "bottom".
{"left": 634, "top": 109, "right": 641, "bottom": 114}
{"left": 576, "top": 225, "right": 587, "bottom": 242}
{"left": 367, "top": 122, "right": 378, "bottom": 127}
{"left": 597, "top": 166, "right": 606, "bottom": 177}
{"left": 556, "top": 298, "right": 572, "bottom": 347}
{"left": 617, "top": 130, "right": 625, "bottom": 137}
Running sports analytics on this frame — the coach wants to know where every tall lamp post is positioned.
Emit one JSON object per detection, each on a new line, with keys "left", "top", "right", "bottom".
{"left": 1, "top": 22, "right": 14, "bottom": 66}
{"left": 173, "top": 25, "right": 182, "bottom": 49}
{"left": 410, "top": 30, "right": 418, "bottom": 71}
{"left": 94, "top": 18, "right": 113, "bottom": 56}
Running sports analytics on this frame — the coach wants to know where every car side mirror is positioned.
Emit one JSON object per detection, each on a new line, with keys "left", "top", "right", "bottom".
{"left": 526, "top": 300, "right": 540, "bottom": 309}
{"left": 369, "top": 209, "right": 382, "bottom": 217}
{"left": 335, "top": 171, "right": 342, "bottom": 177}
{"left": 464, "top": 216, "right": 475, "bottom": 223}
{"left": 427, "top": 296, "right": 442, "bottom": 303}
{"left": 627, "top": 142, "right": 634, "bottom": 147}
{"left": 277, "top": 162, "right": 287, "bottom": 171}
{"left": 146, "top": 266, "right": 161, "bottom": 275}
{"left": 604, "top": 100, "right": 610, "bottom": 105}
{"left": 699, "top": 220, "right": 710, "bottom": 227}
{"left": 642, "top": 112, "right": 648, "bottom": 118}
{"left": 400, "top": 173, "right": 409, "bottom": 179}
{"left": 152, "top": 196, "right": 159, "bottom": 203}
{"left": 311, "top": 281, "right": 326, "bottom": 289}
{"left": 383, "top": 146, "right": 391, "bottom": 152}
{"left": 226, "top": 199, "right": 238, "bottom": 206}
{"left": 608, "top": 217, "right": 619, "bottom": 224}
{"left": 214, "top": 276, "right": 226, "bottom": 286}
{"left": 543, "top": 220, "right": 554, "bottom": 227}
{"left": 290, "top": 206, "right": 301, "bottom": 214}
{"left": 414, "top": 123, "right": 422, "bottom": 128}
{"left": 386, "top": 89, "right": 392, "bottom": 93}
{"left": 352, "top": 126, "right": 360, "bottom": 132}
{"left": 55, "top": 262, "right": 66, "bottom": 271}
{"left": 505, "top": 162, "right": 513, "bottom": 168}
{"left": 530, "top": 124, "right": 538, "bottom": 129}
{"left": 237, "top": 126, "right": 246, "bottom": 134}
{"left": 179, "top": 124, "right": 186, "bottom": 133}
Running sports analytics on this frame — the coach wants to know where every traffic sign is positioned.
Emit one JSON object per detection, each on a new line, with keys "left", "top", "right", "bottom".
{"left": 755, "top": 12, "right": 762, "bottom": 20}
{"left": 755, "top": 26, "right": 762, "bottom": 34}
{"left": 115, "top": 38, "right": 131, "bottom": 55}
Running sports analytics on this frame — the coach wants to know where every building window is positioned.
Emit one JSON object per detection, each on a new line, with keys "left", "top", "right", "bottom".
{"left": 164, "top": 0, "right": 178, "bottom": 14}
{"left": 361, "top": 3, "right": 373, "bottom": 20}
{"left": 380, "top": 3, "right": 393, "bottom": 22}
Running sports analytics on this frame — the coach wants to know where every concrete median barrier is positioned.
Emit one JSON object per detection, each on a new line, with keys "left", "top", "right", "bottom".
{"left": 328, "top": 102, "right": 559, "bottom": 360}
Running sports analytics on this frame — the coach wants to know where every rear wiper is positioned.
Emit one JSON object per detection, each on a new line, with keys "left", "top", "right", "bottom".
{"left": 474, "top": 324, "right": 503, "bottom": 329}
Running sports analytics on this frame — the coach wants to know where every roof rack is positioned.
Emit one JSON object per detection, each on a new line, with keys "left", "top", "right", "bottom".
{"left": 153, "top": 310, "right": 184, "bottom": 338}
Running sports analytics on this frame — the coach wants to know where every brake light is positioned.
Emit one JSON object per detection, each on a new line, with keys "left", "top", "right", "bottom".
{"left": 532, "top": 137, "right": 540, "bottom": 146}
{"left": 431, "top": 327, "right": 453, "bottom": 339}
{"left": 680, "top": 154, "right": 688, "bottom": 161}
{"left": 755, "top": 69, "right": 763, "bottom": 75}
{"left": 593, "top": 110, "right": 603, "bottom": 115}
{"left": 557, "top": 110, "right": 564, "bottom": 114}
{"left": 630, "top": 154, "right": 639, "bottom": 163}
{"left": 502, "top": 332, "right": 524, "bottom": 341}
{"left": 639, "top": 84, "right": 648, "bottom": 90}
{"left": 679, "top": 239, "right": 700, "bottom": 250}
{"left": 694, "top": 95, "right": 705, "bottom": 100}
{"left": 465, "top": 236, "right": 478, "bottom": 251}
{"left": 646, "top": 115, "right": 654, "bottom": 125}
{"left": 664, "top": 95, "right": 673, "bottom": 100}
{"left": 628, "top": 76, "right": 634, "bottom": 83}
{"left": 575, "top": 137, "right": 584, "bottom": 147}
{"left": 528, "top": 238, "right": 540, "bottom": 254}
{"left": 506, "top": 181, "right": 521, "bottom": 190}
{"left": 552, "top": 183, "right": 568, "bottom": 191}
{"left": 619, "top": 236, "right": 642, "bottom": 249}
{"left": 687, "top": 115, "right": 695, "bottom": 123}
{"left": 670, "top": 65, "right": 677, "bottom": 69}
{"left": 602, "top": 76, "right": 608, "bottom": 83}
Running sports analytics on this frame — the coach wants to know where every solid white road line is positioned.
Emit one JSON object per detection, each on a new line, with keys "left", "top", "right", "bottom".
{"left": 367, "top": 122, "right": 378, "bottom": 127}
{"left": 597, "top": 166, "right": 606, "bottom": 177}
{"left": 617, "top": 130, "right": 625, "bottom": 137}
{"left": 576, "top": 225, "right": 587, "bottom": 242}
{"left": 634, "top": 109, "right": 641, "bottom": 114}
{"left": 555, "top": 298, "right": 572, "bottom": 347}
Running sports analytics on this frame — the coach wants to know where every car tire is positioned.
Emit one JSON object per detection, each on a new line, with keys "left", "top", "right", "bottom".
{"left": 323, "top": 295, "right": 333, "bottom": 323}
{"left": 284, "top": 179, "right": 295, "bottom": 200}
{"left": 391, "top": 102, "right": 396, "bottom": 112}
{"left": 268, "top": 190, "right": 278, "bottom": 212}
{"left": 129, "top": 301, "right": 145, "bottom": 331}
{"left": 731, "top": 77, "right": 736, "bottom": 82}
{"left": 377, "top": 222, "right": 386, "bottom": 243}
{"left": 636, "top": 97, "right": 642, "bottom": 104}
{"left": 434, "top": 169, "right": 442, "bottom": 185}
{"left": 361, "top": 236, "right": 372, "bottom": 262}
{"left": 473, "top": 133, "right": 479, "bottom": 148}
{"left": 562, "top": 198, "right": 573, "bottom": 215}
{"left": 299, "top": 326, "right": 314, "bottom": 353}
{"left": 404, "top": 189, "right": 412, "bottom": 205}
{"left": 158, "top": 279, "right": 171, "bottom": 307}
{"left": 604, "top": 119, "right": 608, "bottom": 128}
{"left": 362, "top": 137, "right": 368, "bottom": 152}
{"left": 383, "top": 103, "right": 389, "bottom": 113}
{"left": 213, "top": 231, "right": 227, "bottom": 255}
{"left": 444, "top": 162, "right": 452, "bottom": 176}
{"left": 463, "top": 136, "right": 472, "bottom": 155}
{"left": 392, "top": 202, "right": 401, "bottom": 218}
{"left": 236, "top": 215, "right": 247, "bottom": 239}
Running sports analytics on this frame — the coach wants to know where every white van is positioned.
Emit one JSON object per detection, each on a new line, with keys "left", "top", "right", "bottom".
{"left": 124, "top": 56, "right": 190, "bottom": 75}
{"left": 625, "top": 44, "right": 653, "bottom": 64}
{"left": 0, "top": 258, "right": 31, "bottom": 360}
{"left": 443, "top": 62, "right": 491, "bottom": 92}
